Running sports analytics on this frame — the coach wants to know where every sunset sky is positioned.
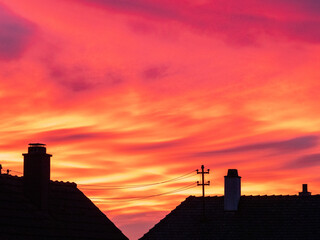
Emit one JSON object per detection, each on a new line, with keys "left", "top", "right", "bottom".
{"left": 0, "top": 0, "right": 320, "bottom": 239}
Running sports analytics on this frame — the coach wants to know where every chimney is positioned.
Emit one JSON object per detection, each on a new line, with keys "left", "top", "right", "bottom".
{"left": 299, "top": 184, "right": 311, "bottom": 196}
{"left": 224, "top": 169, "right": 241, "bottom": 211}
{"left": 23, "top": 143, "right": 52, "bottom": 210}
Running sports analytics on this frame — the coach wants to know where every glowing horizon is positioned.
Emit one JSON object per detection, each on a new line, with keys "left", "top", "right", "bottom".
{"left": 1, "top": 0, "right": 320, "bottom": 239}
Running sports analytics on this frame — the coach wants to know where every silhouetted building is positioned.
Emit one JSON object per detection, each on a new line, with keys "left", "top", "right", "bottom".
{"left": 0, "top": 143, "right": 128, "bottom": 240}
{"left": 140, "top": 169, "right": 320, "bottom": 240}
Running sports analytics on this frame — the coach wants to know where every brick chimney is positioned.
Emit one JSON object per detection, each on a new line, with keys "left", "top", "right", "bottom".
{"left": 224, "top": 169, "right": 241, "bottom": 211}
{"left": 299, "top": 184, "right": 311, "bottom": 196}
{"left": 23, "top": 143, "right": 52, "bottom": 210}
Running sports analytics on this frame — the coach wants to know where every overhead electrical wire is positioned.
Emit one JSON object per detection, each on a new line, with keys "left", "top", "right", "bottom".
{"left": 10, "top": 170, "right": 23, "bottom": 175}
{"left": 7, "top": 169, "right": 198, "bottom": 201}
{"left": 6, "top": 168, "right": 198, "bottom": 202}
{"left": 78, "top": 170, "right": 197, "bottom": 190}
{"left": 90, "top": 182, "right": 197, "bottom": 202}
{"left": 6, "top": 169, "right": 197, "bottom": 189}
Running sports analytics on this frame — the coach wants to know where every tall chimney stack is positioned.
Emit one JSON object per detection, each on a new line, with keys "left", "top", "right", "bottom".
{"left": 23, "top": 143, "right": 52, "bottom": 210}
{"left": 224, "top": 169, "right": 241, "bottom": 211}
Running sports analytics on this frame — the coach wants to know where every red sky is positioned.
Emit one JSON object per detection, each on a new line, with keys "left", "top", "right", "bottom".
{"left": 0, "top": 0, "right": 320, "bottom": 239}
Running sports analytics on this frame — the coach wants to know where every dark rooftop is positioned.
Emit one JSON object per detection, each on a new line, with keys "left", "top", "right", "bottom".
{"left": 0, "top": 174, "right": 128, "bottom": 240}
{"left": 140, "top": 194, "right": 320, "bottom": 240}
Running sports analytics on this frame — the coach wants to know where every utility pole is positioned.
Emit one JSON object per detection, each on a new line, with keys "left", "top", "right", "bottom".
{"left": 197, "top": 165, "right": 210, "bottom": 220}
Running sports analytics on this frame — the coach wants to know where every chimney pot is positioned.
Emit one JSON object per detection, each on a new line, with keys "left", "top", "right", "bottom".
{"left": 227, "top": 169, "right": 239, "bottom": 177}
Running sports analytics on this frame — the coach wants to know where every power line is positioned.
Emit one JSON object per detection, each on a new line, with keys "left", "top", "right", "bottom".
{"left": 79, "top": 170, "right": 196, "bottom": 190}
{"left": 90, "top": 183, "right": 197, "bottom": 202}
{"left": 5, "top": 168, "right": 197, "bottom": 192}
{"left": 10, "top": 170, "right": 23, "bottom": 175}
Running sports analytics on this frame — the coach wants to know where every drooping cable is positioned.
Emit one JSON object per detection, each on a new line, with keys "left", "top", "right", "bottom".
{"left": 90, "top": 182, "right": 197, "bottom": 202}
{"left": 78, "top": 170, "right": 196, "bottom": 190}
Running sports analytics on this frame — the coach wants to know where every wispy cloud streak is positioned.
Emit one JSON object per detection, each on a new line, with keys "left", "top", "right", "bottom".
{"left": 192, "top": 136, "right": 319, "bottom": 157}
{"left": 0, "top": 3, "right": 36, "bottom": 60}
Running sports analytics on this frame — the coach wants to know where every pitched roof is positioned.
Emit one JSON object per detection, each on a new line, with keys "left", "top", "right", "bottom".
{"left": 0, "top": 174, "right": 128, "bottom": 240}
{"left": 140, "top": 195, "right": 320, "bottom": 240}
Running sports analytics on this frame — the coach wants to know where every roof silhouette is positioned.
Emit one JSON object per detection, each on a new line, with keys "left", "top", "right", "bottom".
{"left": 0, "top": 174, "right": 128, "bottom": 240}
{"left": 140, "top": 195, "right": 320, "bottom": 240}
